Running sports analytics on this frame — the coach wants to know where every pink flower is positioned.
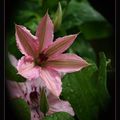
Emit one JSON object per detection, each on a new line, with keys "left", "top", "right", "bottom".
{"left": 7, "top": 78, "right": 75, "bottom": 120}
{"left": 15, "top": 12, "right": 88, "bottom": 97}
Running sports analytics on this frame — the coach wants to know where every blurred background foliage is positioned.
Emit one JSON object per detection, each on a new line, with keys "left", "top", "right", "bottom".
{"left": 6, "top": 0, "right": 115, "bottom": 120}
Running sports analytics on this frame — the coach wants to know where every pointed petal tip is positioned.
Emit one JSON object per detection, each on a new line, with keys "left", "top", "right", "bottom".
{"left": 83, "top": 60, "right": 91, "bottom": 68}
{"left": 14, "top": 23, "right": 17, "bottom": 26}
{"left": 15, "top": 24, "right": 18, "bottom": 29}
{"left": 15, "top": 24, "right": 22, "bottom": 30}
{"left": 15, "top": 24, "right": 26, "bottom": 29}
{"left": 76, "top": 32, "right": 79, "bottom": 35}
{"left": 72, "top": 32, "right": 80, "bottom": 36}
{"left": 15, "top": 23, "right": 17, "bottom": 26}
{"left": 72, "top": 32, "right": 81, "bottom": 38}
{"left": 70, "top": 33, "right": 79, "bottom": 39}
{"left": 45, "top": 10, "right": 50, "bottom": 18}
{"left": 15, "top": 24, "right": 20, "bottom": 34}
{"left": 86, "top": 62, "right": 92, "bottom": 67}
{"left": 36, "top": 10, "right": 54, "bottom": 52}
{"left": 69, "top": 33, "right": 79, "bottom": 41}
{"left": 44, "top": 11, "right": 53, "bottom": 25}
{"left": 46, "top": 9, "right": 49, "bottom": 14}
{"left": 76, "top": 32, "right": 80, "bottom": 36}
{"left": 15, "top": 24, "right": 20, "bottom": 28}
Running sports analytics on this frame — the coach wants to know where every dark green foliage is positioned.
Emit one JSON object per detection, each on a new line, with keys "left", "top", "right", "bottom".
{"left": 61, "top": 53, "right": 110, "bottom": 120}
{"left": 43, "top": 112, "right": 75, "bottom": 120}
{"left": 11, "top": 98, "right": 31, "bottom": 120}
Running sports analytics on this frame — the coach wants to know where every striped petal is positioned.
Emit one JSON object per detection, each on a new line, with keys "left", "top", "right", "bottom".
{"left": 17, "top": 56, "right": 41, "bottom": 80}
{"left": 47, "top": 92, "right": 74, "bottom": 116}
{"left": 39, "top": 68, "right": 62, "bottom": 97}
{"left": 15, "top": 25, "right": 39, "bottom": 58}
{"left": 46, "top": 53, "right": 89, "bottom": 73}
{"left": 36, "top": 12, "right": 54, "bottom": 52}
{"left": 44, "top": 34, "right": 78, "bottom": 58}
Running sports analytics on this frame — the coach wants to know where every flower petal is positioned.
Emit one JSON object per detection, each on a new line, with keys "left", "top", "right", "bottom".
{"left": 8, "top": 53, "right": 18, "bottom": 68}
{"left": 6, "top": 80, "right": 33, "bottom": 104}
{"left": 17, "top": 56, "right": 41, "bottom": 80}
{"left": 46, "top": 53, "right": 89, "bottom": 73}
{"left": 6, "top": 80, "right": 25, "bottom": 99}
{"left": 36, "top": 12, "right": 54, "bottom": 52}
{"left": 31, "top": 108, "right": 44, "bottom": 120}
{"left": 44, "top": 34, "right": 78, "bottom": 58}
{"left": 15, "top": 24, "right": 39, "bottom": 58}
{"left": 39, "top": 68, "right": 62, "bottom": 97}
{"left": 47, "top": 92, "right": 74, "bottom": 116}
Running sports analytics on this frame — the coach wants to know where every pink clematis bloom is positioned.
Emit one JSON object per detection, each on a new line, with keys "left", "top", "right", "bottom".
{"left": 15, "top": 12, "right": 88, "bottom": 97}
{"left": 8, "top": 54, "right": 74, "bottom": 120}
{"left": 7, "top": 78, "right": 75, "bottom": 120}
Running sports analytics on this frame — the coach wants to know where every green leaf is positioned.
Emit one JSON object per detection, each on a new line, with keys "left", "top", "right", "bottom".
{"left": 7, "top": 35, "right": 22, "bottom": 59}
{"left": 63, "top": 0, "right": 112, "bottom": 40}
{"left": 97, "top": 52, "right": 110, "bottom": 107}
{"left": 69, "top": 35, "right": 96, "bottom": 61}
{"left": 16, "top": 10, "right": 37, "bottom": 23}
{"left": 24, "top": 18, "right": 40, "bottom": 34}
{"left": 43, "top": 112, "right": 75, "bottom": 120}
{"left": 11, "top": 98, "right": 31, "bottom": 120}
{"left": 62, "top": 53, "right": 110, "bottom": 120}
{"left": 41, "top": 0, "right": 59, "bottom": 13}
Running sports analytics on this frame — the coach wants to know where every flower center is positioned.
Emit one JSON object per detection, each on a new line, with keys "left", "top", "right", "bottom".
{"left": 36, "top": 53, "right": 48, "bottom": 67}
{"left": 30, "top": 91, "right": 39, "bottom": 106}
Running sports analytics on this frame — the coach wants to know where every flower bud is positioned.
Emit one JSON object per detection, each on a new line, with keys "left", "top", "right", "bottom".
{"left": 54, "top": 2, "right": 62, "bottom": 31}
